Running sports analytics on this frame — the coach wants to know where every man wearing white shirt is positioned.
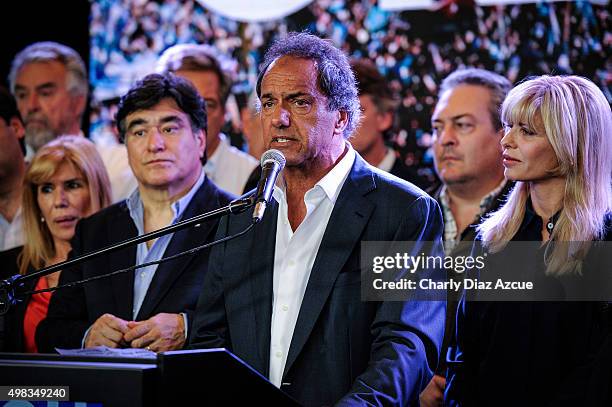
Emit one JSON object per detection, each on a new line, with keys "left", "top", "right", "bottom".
{"left": 190, "top": 33, "right": 445, "bottom": 406}
{"left": 9, "top": 41, "right": 137, "bottom": 202}
{"left": 0, "top": 87, "right": 26, "bottom": 251}
{"left": 156, "top": 44, "right": 258, "bottom": 195}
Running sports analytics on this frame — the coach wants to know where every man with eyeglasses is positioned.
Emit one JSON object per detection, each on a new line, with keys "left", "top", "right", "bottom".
{"left": 156, "top": 44, "right": 258, "bottom": 195}
{"left": 421, "top": 68, "right": 513, "bottom": 406}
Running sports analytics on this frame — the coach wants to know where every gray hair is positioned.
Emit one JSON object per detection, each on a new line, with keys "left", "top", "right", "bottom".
{"left": 9, "top": 41, "right": 88, "bottom": 98}
{"left": 439, "top": 68, "right": 511, "bottom": 131}
{"left": 256, "top": 32, "right": 361, "bottom": 139}
{"left": 156, "top": 43, "right": 232, "bottom": 105}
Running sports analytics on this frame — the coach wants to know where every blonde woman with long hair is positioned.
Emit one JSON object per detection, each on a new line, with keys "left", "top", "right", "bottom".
{"left": 0, "top": 135, "right": 111, "bottom": 352}
{"left": 446, "top": 75, "right": 612, "bottom": 406}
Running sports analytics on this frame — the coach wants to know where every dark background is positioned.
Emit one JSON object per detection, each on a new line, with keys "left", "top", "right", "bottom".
{"left": 0, "top": 1, "right": 90, "bottom": 89}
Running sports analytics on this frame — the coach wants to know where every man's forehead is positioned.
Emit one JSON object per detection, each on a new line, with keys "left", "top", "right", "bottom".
{"left": 16, "top": 60, "right": 67, "bottom": 85}
{"left": 268, "top": 55, "right": 317, "bottom": 69}
{"left": 261, "top": 56, "right": 320, "bottom": 95}
{"left": 433, "top": 85, "right": 491, "bottom": 119}
{"left": 126, "top": 99, "right": 188, "bottom": 123}
{"left": 175, "top": 69, "right": 220, "bottom": 97}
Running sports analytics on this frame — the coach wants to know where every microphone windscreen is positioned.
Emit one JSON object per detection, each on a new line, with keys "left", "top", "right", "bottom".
{"left": 260, "top": 149, "right": 286, "bottom": 169}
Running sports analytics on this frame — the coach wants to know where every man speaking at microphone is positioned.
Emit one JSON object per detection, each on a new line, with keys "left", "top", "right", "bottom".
{"left": 190, "top": 33, "right": 445, "bottom": 406}
{"left": 36, "top": 73, "right": 234, "bottom": 353}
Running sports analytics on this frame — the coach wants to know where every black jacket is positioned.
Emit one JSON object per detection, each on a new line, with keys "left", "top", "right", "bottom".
{"left": 446, "top": 204, "right": 612, "bottom": 406}
{"left": 190, "top": 155, "right": 446, "bottom": 406}
{"left": 36, "top": 177, "right": 234, "bottom": 352}
{"left": 431, "top": 181, "right": 514, "bottom": 373}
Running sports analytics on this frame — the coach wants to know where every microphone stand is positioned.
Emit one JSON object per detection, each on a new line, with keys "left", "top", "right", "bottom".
{"left": 0, "top": 196, "right": 255, "bottom": 315}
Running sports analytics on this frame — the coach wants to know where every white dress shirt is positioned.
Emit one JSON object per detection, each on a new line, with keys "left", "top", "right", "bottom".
{"left": 0, "top": 206, "right": 24, "bottom": 251}
{"left": 268, "top": 144, "right": 356, "bottom": 387}
{"left": 377, "top": 147, "right": 397, "bottom": 172}
{"left": 96, "top": 143, "right": 138, "bottom": 203}
{"left": 203, "top": 133, "right": 258, "bottom": 195}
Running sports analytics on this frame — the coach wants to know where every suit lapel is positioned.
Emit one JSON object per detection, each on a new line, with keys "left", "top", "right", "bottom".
{"left": 136, "top": 179, "right": 220, "bottom": 320}
{"left": 108, "top": 203, "right": 137, "bottom": 320}
{"left": 248, "top": 199, "right": 278, "bottom": 375}
{"left": 283, "top": 157, "right": 376, "bottom": 376}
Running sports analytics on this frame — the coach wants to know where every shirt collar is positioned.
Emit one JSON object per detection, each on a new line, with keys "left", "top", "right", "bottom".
{"left": 479, "top": 179, "right": 508, "bottom": 213}
{"left": 0, "top": 206, "right": 21, "bottom": 224}
{"left": 204, "top": 133, "right": 229, "bottom": 172}
{"left": 523, "top": 196, "right": 562, "bottom": 236}
{"left": 377, "top": 147, "right": 396, "bottom": 173}
{"left": 273, "top": 142, "right": 356, "bottom": 205}
{"left": 439, "top": 178, "right": 508, "bottom": 216}
{"left": 127, "top": 170, "right": 205, "bottom": 225}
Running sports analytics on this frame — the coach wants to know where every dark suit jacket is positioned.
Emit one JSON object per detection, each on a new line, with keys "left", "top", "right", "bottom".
{"left": 0, "top": 246, "right": 37, "bottom": 352}
{"left": 190, "top": 154, "right": 446, "bottom": 406}
{"left": 36, "top": 177, "right": 234, "bottom": 352}
{"left": 430, "top": 181, "right": 513, "bottom": 373}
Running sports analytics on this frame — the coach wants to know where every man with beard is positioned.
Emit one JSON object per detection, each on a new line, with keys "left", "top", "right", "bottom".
{"left": 9, "top": 41, "right": 136, "bottom": 201}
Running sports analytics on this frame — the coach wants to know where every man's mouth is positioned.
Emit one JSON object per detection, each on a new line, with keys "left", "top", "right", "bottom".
{"left": 272, "top": 137, "right": 294, "bottom": 143}
{"left": 441, "top": 155, "right": 460, "bottom": 161}
{"left": 26, "top": 119, "right": 48, "bottom": 127}
{"left": 146, "top": 158, "right": 173, "bottom": 164}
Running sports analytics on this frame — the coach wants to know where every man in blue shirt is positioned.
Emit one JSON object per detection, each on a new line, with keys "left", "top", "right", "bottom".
{"left": 37, "top": 73, "right": 234, "bottom": 353}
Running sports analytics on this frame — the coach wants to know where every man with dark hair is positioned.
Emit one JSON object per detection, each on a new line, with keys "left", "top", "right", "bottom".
{"left": 350, "top": 58, "right": 429, "bottom": 189}
{"left": 0, "top": 86, "right": 26, "bottom": 251}
{"left": 37, "top": 73, "right": 235, "bottom": 353}
{"left": 156, "top": 44, "right": 258, "bottom": 195}
{"left": 190, "top": 33, "right": 445, "bottom": 406}
{"left": 420, "top": 68, "right": 512, "bottom": 406}
{"left": 9, "top": 41, "right": 137, "bottom": 201}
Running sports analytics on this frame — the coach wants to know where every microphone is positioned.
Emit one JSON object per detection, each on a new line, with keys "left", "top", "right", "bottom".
{"left": 252, "top": 149, "right": 286, "bottom": 223}
{"left": 0, "top": 196, "right": 256, "bottom": 315}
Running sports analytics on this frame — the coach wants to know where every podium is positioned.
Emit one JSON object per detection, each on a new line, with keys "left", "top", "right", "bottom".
{"left": 0, "top": 348, "right": 299, "bottom": 406}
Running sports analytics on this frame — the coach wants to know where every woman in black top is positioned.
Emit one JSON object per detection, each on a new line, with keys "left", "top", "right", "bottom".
{"left": 446, "top": 75, "right": 612, "bottom": 406}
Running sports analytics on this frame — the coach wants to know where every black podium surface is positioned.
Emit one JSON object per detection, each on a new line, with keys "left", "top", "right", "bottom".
{"left": 0, "top": 348, "right": 299, "bottom": 406}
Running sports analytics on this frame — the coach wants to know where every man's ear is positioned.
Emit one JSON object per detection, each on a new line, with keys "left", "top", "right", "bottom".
{"left": 72, "top": 93, "right": 87, "bottom": 118}
{"left": 334, "top": 110, "right": 349, "bottom": 136}
{"left": 196, "top": 129, "right": 207, "bottom": 158}
{"left": 377, "top": 111, "right": 393, "bottom": 133}
{"left": 9, "top": 117, "right": 25, "bottom": 140}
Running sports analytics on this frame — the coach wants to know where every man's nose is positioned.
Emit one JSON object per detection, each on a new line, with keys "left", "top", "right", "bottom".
{"left": 147, "top": 128, "right": 166, "bottom": 152}
{"left": 24, "top": 93, "right": 41, "bottom": 114}
{"left": 271, "top": 106, "right": 290, "bottom": 128}
{"left": 437, "top": 123, "right": 458, "bottom": 146}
